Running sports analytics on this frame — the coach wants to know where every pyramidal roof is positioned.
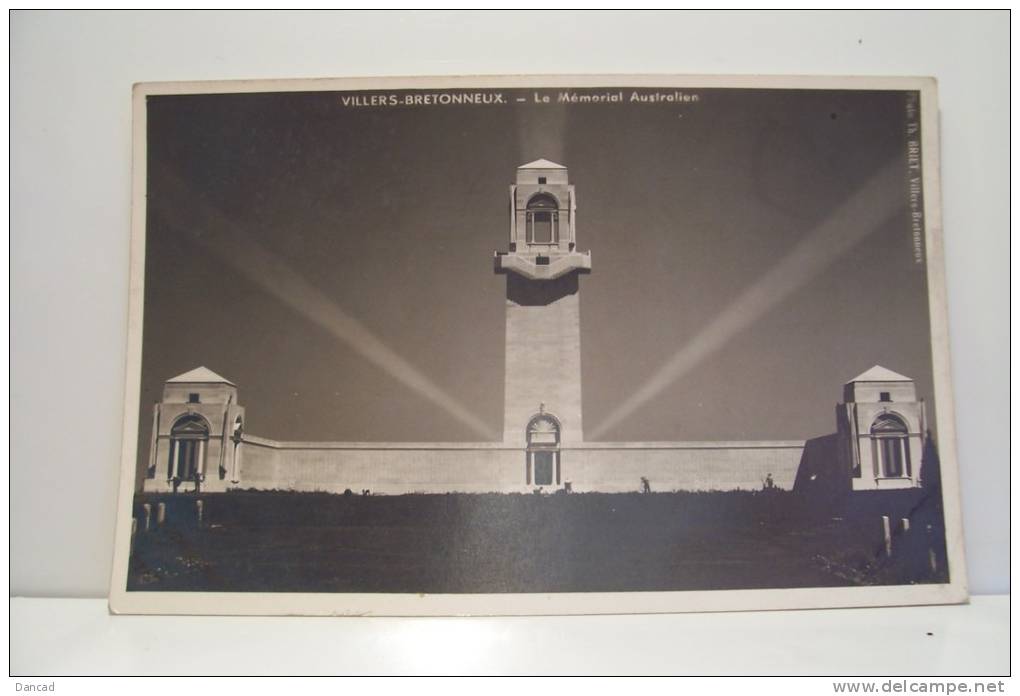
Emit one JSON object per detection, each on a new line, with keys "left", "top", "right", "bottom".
{"left": 518, "top": 158, "right": 566, "bottom": 170}
{"left": 167, "top": 366, "right": 235, "bottom": 386}
{"left": 846, "top": 365, "right": 912, "bottom": 384}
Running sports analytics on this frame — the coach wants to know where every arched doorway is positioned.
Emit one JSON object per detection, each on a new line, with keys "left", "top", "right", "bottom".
{"left": 870, "top": 413, "right": 911, "bottom": 479}
{"left": 525, "top": 193, "right": 559, "bottom": 245}
{"left": 168, "top": 414, "right": 209, "bottom": 490}
{"left": 526, "top": 413, "right": 561, "bottom": 487}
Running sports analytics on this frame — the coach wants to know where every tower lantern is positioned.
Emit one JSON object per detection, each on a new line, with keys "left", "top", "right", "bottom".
{"left": 497, "top": 159, "right": 592, "bottom": 280}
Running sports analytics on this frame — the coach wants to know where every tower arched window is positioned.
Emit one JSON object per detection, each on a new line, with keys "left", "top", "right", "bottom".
{"left": 870, "top": 414, "right": 911, "bottom": 479}
{"left": 526, "top": 413, "right": 561, "bottom": 487}
{"left": 169, "top": 414, "right": 210, "bottom": 486}
{"left": 526, "top": 194, "right": 559, "bottom": 245}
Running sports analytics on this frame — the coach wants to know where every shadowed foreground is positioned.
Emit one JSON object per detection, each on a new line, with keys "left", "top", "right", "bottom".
{"left": 127, "top": 490, "right": 948, "bottom": 593}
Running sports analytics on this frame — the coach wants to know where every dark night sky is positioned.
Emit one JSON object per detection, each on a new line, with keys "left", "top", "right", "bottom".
{"left": 138, "top": 85, "right": 934, "bottom": 462}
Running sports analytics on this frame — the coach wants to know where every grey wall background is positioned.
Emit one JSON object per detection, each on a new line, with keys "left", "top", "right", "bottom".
{"left": 11, "top": 10, "right": 1008, "bottom": 597}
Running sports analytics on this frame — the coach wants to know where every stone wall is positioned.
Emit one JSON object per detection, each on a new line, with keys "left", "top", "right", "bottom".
{"left": 561, "top": 442, "right": 805, "bottom": 493}
{"left": 237, "top": 436, "right": 523, "bottom": 494}
{"left": 224, "top": 434, "right": 807, "bottom": 494}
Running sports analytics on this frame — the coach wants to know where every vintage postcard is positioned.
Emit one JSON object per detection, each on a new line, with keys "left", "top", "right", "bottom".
{"left": 109, "top": 75, "right": 967, "bottom": 615}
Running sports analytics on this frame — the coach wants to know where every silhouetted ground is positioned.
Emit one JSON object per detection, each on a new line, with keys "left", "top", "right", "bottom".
{"left": 126, "top": 489, "right": 948, "bottom": 593}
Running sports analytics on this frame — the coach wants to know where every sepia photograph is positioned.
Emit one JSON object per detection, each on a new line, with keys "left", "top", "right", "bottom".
{"left": 109, "top": 74, "right": 966, "bottom": 615}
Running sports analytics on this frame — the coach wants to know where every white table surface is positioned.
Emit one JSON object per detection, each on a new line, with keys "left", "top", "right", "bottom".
{"left": 10, "top": 595, "right": 1009, "bottom": 676}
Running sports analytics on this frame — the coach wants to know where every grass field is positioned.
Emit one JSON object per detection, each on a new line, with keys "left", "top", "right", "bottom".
{"left": 126, "top": 489, "right": 949, "bottom": 594}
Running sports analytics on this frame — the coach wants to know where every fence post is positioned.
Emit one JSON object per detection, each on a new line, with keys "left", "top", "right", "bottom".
{"left": 927, "top": 523, "right": 938, "bottom": 573}
{"left": 882, "top": 515, "right": 892, "bottom": 557}
{"left": 157, "top": 502, "right": 167, "bottom": 527}
{"left": 142, "top": 503, "right": 152, "bottom": 532}
{"left": 196, "top": 499, "right": 204, "bottom": 526}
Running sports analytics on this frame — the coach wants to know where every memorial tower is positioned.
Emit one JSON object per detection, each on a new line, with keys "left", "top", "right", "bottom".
{"left": 494, "top": 160, "right": 592, "bottom": 485}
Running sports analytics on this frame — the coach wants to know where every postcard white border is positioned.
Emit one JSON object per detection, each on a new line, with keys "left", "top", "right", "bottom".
{"left": 109, "top": 73, "right": 967, "bottom": 616}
